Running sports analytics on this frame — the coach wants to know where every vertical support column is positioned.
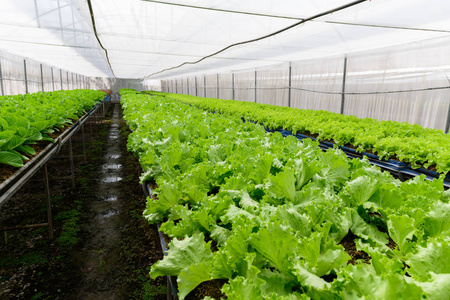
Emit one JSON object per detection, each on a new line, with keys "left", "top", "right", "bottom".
{"left": 43, "top": 163, "right": 53, "bottom": 239}
{"left": 288, "top": 62, "right": 292, "bottom": 108}
{"left": 66, "top": 71, "right": 69, "bottom": 90}
{"left": 81, "top": 124, "right": 87, "bottom": 163}
{"left": 254, "top": 70, "right": 257, "bottom": 103}
{"left": 24, "top": 60, "right": 29, "bottom": 94}
{"left": 187, "top": 77, "right": 190, "bottom": 95}
{"left": 195, "top": 77, "right": 198, "bottom": 97}
{"left": 340, "top": 55, "right": 348, "bottom": 115}
{"left": 204, "top": 76, "right": 206, "bottom": 97}
{"left": 175, "top": 80, "right": 178, "bottom": 94}
{"left": 0, "top": 58, "right": 4, "bottom": 96}
{"left": 69, "top": 138, "right": 75, "bottom": 189}
{"left": 60, "top": 69, "right": 63, "bottom": 90}
{"left": 445, "top": 100, "right": 450, "bottom": 133}
{"left": 217, "top": 74, "right": 219, "bottom": 99}
{"left": 232, "top": 72, "right": 235, "bottom": 100}
{"left": 40, "top": 64, "right": 44, "bottom": 91}
{"left": 51, "top": 67, "right": 55, "bottom": 91}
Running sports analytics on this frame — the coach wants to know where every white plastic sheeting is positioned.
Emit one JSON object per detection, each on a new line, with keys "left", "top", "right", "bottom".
{"left": 162, "top": 34, "right": 450, "bottom": 131}
{"left": 0, "top": 50, "right": 88, "bottom": 95}
{"left": 0, "top": 0, "right": 112, "bottom": 77}
{"left": 1, "top": 0, "right": 450, "bottom": 130}
{"left": 1, "top": 0, "right": 449, "bottom": 79}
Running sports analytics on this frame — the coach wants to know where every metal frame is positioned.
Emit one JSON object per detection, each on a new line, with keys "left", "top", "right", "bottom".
{"left": 40, "top": 63, "right": 44, "bottom": 91}
{"left": 0, "top": 58, "right": 4, "bottom": 96}
{"left": 204, "top": 75, "right": 206, "bottom": 97}
{"left": 60, "top": 69, "right": 63, "bottom": 90}
{"left": 254, "top": 69, "right": 257, "bottom": 103}
{"left": 142, "top": 182, "right": 179, "bottom": 300}
{"left": 217, "top": 73, "right": 219, "bottom": 98}
{"left": 0, "top": 100, "right": 107, "bottom": 238}
{"left": 232, "top": 72, "right": 235, "bottom": 100}
{"left": 195, "top": 76, "right": 198, "bottom": 96}
{"left": 445, "top": 100, "right": 450, "bottom": 133}
{"left": 288, "top": 62, "right": 292, "bottom": 107}
{"left": 340, "top": 55, "right": 348, "bottom": 114}
{"left": 24, "top": 59, "right": 29, "bottom": 94}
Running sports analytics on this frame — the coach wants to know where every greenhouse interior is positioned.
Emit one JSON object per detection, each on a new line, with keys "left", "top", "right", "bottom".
{"left": 0, "top": 0, "right": 450, "bottom": 299}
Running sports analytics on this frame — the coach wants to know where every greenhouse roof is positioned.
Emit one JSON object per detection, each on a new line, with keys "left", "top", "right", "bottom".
{"left": 1, "top": 0, "right": 449, "bottom": 79}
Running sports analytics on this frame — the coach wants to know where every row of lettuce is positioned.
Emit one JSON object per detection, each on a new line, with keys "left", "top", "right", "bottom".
{"left": 152, "top": 92, "right": 450, "bottom": 175}
{"left": 123, "top": 91, "right": 450, "bottom": 300}
{"left": 0, "top": 89, "right": 105, "bottom": 168}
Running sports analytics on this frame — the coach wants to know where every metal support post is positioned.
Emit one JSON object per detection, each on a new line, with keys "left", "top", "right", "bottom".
{"left": 254, "top": 70, "right": 257, "bottom": 103}
{"left": 40, "top": 64, "right": 44, "bottom": 91}
{"left": 0, "top": 58, "right": 4, "bottom": 96}
{"left": 103, "top": 101, "right": 106, "bottom": 121}
{"left": 288, "top": 62, "right": 292, "bottom": 108}
{"left": 232, "top": 73, "right": 235, "bottom": 100}
{"left": 69, "top": 138, "right": 75, "bottom": 189}
{"left": 60, "top": 69, "right": 63, "bottom": 90}
{"left": 445, "top": 101, "right": 450, "bottom": 133}
{"left": 195, "top": 77, "right": 198, "bottom": 96}
{"left": 204, "top": 76, "right": 206, "bottom": 97}
{"left": 340, "top": 55, "right": 348, "bottom": 115}
{"left": 175, "top": 80, "right": 178, "bottom": 94}
{"left": 51, "top": 67, "right": 55, "bottom": 91}
{"left": 217, "top": 74, "right": 219, "bottom": 99}
{"left": 43, "top": 163, "right": 53, "bottom": 239}
{"left": 24, "top": 60, "right": 29, "bottom": 94}
{"left": 81, "top": 124, "right": 87, "bottom": 163}
{"left": 66, "top": 71, "right": 69, "bottom": 90}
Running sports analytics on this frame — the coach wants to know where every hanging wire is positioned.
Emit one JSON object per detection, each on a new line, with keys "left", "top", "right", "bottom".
{"left": 144, "top": 0, "right": 369, "bottom": 78}
{"left": 86, "top": 0, "right": 116, "bottom": 78}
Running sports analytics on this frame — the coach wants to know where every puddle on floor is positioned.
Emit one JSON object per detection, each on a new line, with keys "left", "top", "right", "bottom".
{"left": 100, "top": 176, "right": 122, "bottom": 183}
{"left": 101, "top": 196, "right": 118, "bottom": 202}
{"left": 100, "top": 209, "right": 118, "bottom": 219}
{"left": 101, "top": 163, "right": 122, "bottom": 170}
{"left": 105, "top": 154, "right": 121, "bottom": 159}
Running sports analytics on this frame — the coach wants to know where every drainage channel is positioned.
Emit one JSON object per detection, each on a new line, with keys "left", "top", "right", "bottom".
{"left": 74, "top": 103, "right": 127, "bottom": 300}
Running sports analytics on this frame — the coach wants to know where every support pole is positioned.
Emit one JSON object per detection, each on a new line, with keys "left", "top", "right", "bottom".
{"left": 254, "top": 70, "right": 257, "bottom": 103}
{"left": 66, "top": 71, "right": 69, "bottom": 90}
{"left": 69, "top": 138, "right": 75, "bottom": 189}
{"left": 232, "top": 73, "right": 235, "bottom": 100}
{"left": 51, "top": 67, "right": 55, "bottom": 91}
{"left": 175, "top": 80, "right": 178, "bottom": 94}
{"left": 40, "top": 64, "right": 44, "bottom": 91}
{"left": 81, "top": 124, "right": 87, "bottom": 163}
{"left": 195, "top": 77, "right": 198, "bottom": 97}
{"left": 340, "top": 55, "right": 348, "bottom": 115}
{"left": 43, "top": 163, "right": 53, "bottom": 239}
{"left": 204, "top": 76, "right": 206, "bottom": 97}
{"left": 288, "top": 62, "right": 292, "bottom": 108}
{"left": 187, "top": 77, "right": 190, "bottom": 95}
{"left": 0, "top": 58, "right": 4, "bottom": 96}
{"left": 60, "top": 69, "right": 63, "bottom": 90}
{"left": 24, "top": 60, "right": 28, "bottom": 94}
{"left": 217, "top": 74, "right": 219, "bottom": 99}
{"left": 445, "top": 100, "right": 450, "bottom": 133}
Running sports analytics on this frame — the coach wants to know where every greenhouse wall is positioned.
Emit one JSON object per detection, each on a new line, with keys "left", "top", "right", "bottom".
{"left": 0, "top": 50, "right": 88, "bottom": 96}
{"left": 160, "top": 37, "right": 450, "bottom": 132}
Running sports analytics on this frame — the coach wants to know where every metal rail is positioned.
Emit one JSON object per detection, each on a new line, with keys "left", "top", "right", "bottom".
{"left": 142, "top": 181, "right": 179, "bottom": 300}
{"left": 0, "top": 99, "right": 107, "bottom": 237}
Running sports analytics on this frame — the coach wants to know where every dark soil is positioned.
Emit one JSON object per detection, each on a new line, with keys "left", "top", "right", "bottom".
{"left": 186, "top": 279, "right": 228, "bottom": 300}
{"left": 0, "top": 103, "right": 166, "bottom": 300}
{"left": 339, "top": 231, "right": 371, "bottom": 265}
